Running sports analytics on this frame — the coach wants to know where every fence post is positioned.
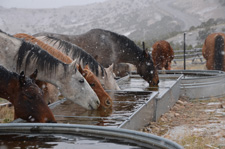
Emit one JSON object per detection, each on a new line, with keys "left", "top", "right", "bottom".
{"left": 142, "top": 41, "right": 145, "bottom": 51}
{"left": 183, "top": 32, "right": 186, "bottom": 70}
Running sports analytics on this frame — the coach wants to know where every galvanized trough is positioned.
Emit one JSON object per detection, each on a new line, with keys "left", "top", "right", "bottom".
{"left": 0, "top": 123, "right": 183, "bottom": 149}
{"left": 11, "top": 73, "right": 182, "bottom": 130}
{"left": 159, "top": 70, "right": 225, "bottom": 99}
{"left": 117, "top": 73, "right": 182, "bottom": 122}
{"left": 48, "top": 91, "right": 158, "bottom": 130}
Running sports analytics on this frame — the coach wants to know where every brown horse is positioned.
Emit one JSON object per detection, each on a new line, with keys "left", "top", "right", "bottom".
{"left": 0, "top": 65, "right": 56, "bottom": 123}
{"left": 202, "top": 33, "right": 225, "bottom": 71}
{"left": 78, "top": 65, "right": 112, "bottom": 109}
{"left": 14, "top": 33, "right": 112, "bottom": 109}
{"left": 152, "top": 40, "right": 174, "bottom": 70}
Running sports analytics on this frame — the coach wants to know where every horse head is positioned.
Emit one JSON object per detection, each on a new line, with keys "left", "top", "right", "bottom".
{"left": 137, "top": 50, "right": 159, "bottom": 87}
{"left": 103, "top": 64, "right": 121, "bottom": 90}
{"left": 57, "top": 60, "right": 100, "bottom": 110}
{"left": 14, "top": 69, "right": 56, "bottom": 123}
{"left": 78, "top": 65, "right": 113, "bottom": 109}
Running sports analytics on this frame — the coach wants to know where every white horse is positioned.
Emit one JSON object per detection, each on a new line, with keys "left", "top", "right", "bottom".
{"left": 0, "top": 30, "right": 100, "bottom": 110}
{"left": 36, "top": 36, "right": 120, "bottom": 90}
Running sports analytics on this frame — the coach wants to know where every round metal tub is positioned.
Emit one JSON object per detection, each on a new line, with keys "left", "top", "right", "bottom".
{"left": 0, "top": 123, "right": 183, "bottom": 149}
{"left": 159, "top": 70, "right": 225, "bottom": 99}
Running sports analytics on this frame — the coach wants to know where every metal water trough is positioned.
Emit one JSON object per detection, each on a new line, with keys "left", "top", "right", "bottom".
{"left": 117, "top": 73, "right": 183, "bottom": 122}
{"left": 159, "top": 70, "right": 225, "bottom": 100}
{"left": 0, "top": 123, "right": 183, "bottom": 149}
{"left": 11, "top": 73, "right": 182, "bottom": 131}
{"left": 48, "top": 91, "right": 158, "bottom": 131}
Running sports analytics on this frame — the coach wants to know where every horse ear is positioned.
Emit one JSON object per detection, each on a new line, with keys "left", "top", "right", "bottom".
{"left": 30, "top": 69, "right": 38, "bottom": 82}
{"left": 108, "top": 63, "right": 114, "bottom": 71}
{"left": 19, "top": 71, "right": 26, "bottom": 86}
{"left": 78, "top": 65, "right": 88, "bottom": 77}
{"left": 69, "top": 60, "right": 78, "bottom": 72}
{"left": 84, "top": 64, "right": 89, "bottom": 70}
{"left": 143, "top": 48, "right": 149, "bottom": 58}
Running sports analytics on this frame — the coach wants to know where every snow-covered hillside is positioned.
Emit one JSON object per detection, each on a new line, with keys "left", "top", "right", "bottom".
{"left": 0, "top": 0, "right": 224, "bottom": 42}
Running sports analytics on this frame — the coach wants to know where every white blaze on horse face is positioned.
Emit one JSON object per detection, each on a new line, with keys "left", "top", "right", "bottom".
{"left": 57, "top": 61, "right": 100, "bottom": 110}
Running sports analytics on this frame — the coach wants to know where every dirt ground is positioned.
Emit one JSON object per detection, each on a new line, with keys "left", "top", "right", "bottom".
{"left": 141, "top": 61, "right": 225, "bottom": 149}
{"left": 141, "top": 96, "right": 225, "bottom": 148}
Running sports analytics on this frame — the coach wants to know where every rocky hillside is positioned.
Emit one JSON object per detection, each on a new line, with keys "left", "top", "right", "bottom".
{"left": 0, "top": 0, "right": 224, "bottom": 42}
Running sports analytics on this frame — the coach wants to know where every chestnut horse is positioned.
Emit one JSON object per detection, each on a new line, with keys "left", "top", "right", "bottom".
{"left": 202, "top": 33, "right": 225, "bottom": 71}
{"left": 35, "top": 35, "right": 120, "bottom": 90}
{"left": 152, "top": 40, "right": 174, "bottom": 70}
{"left": 0, "top": 30, "right": 100, "bottom": 110}
{"left": 14, "top": 33, "right": 112, "bottom": 109}
{"left": 0, "top": 65, "right": 56, "bottom": 123}
{"left": 34, "top": 28, "right": 159, "bottom": 87}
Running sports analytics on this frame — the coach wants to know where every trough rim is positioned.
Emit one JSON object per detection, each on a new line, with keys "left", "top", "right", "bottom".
{"left": 0, "top": 123, "right": 183, "bottom": 149}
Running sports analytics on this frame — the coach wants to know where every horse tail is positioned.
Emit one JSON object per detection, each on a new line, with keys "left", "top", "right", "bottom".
{"left": 214, "top": 34, "right": 224, "bottom": 70}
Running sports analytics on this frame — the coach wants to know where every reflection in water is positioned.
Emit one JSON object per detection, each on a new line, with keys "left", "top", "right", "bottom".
{"left": 0, "top": 133, "right": 147, "bottom": 149}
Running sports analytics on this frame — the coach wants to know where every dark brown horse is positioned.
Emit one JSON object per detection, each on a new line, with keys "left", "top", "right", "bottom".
{"left": 34, "top": 28, "right": 159, "bottom": 87}
{"left": 202, "top": 33, "right": 225, "bottom": 71}
{"left": 152, "top": 40, "right": 174, "bottom": 70}
{"left": 0, "top": 65, "right": 56, "bottom": 123}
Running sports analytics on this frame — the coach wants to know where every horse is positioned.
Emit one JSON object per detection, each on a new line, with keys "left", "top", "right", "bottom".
{"left": 202, "top": 32, "right": 225, "bottom": 71}
{"left": 35, "top": 35, "right": 120, "bottom": 90}
{"left": 0, "top": 30, "right": 100, "bottom": 110}
{"left": 34, "top": 28, "right": 159, "bottom": 87}
{"left": 0, "top": 65, "right": 56, "bottom": 123}
{"left": 14, "top": 33, "right": 113, "bottom": 109}
{"left": 151, "top": 40, "right": 174, "bottom": 70}
{"left": 78, "top": 65, "right": 112, "bottom": 109}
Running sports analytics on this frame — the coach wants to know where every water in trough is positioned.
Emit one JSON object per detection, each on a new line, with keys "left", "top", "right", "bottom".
{"left": 50, "top": 77, "right": 177, "bottom": 127}
{"left": 0, "top": 133, "right": 148, "bottom": 149}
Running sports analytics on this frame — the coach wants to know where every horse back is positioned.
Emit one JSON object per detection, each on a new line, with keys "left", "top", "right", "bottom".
{"left": 72, "top": 29, "right": 115, "bottom": 67}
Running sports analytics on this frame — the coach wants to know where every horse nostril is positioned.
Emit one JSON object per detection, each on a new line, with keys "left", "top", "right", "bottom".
{"left": 79, "top": 79, "right": 84, "bottom": 83}
{"left": 105, "top": 99, "right": 111, "bottom": 106}
{"left": 96, "top": 100, "right": 100, "bottom": 105}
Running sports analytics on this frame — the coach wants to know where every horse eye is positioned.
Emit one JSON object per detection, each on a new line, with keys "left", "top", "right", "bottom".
{"left": 79, "top": 79, "right": 84, "bottom": 83}
{"left": 90, "top": 83, "right": 95, "bottom": 87}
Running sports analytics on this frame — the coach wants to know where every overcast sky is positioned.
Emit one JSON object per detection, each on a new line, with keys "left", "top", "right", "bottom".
{"left": 0, "top": 0, "right": 107, "bottom": 8}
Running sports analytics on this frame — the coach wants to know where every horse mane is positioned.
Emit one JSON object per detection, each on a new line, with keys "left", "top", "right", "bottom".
{"left": 14, "top": 33, "right": 73, "bottom": 64}
{"left": 90, "top": 29, "right": 146, "bottom": 59}
{"left": 214, "top": 34, "right": 224, "bottom": 70}
{"left": 0, "top": 65, "right": 19, "bottom": 86}
{"left": 16, "top": 40, "right": 70, "bottom": 76}
{"left": 43, "top": 36, "right": 105, "bottom": 76}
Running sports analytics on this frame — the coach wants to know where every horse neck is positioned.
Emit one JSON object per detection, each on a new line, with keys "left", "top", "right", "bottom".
{"left": 118, "top": 48, "right": 143, "bottom": 67}
{"left": 72, "top": 33, "right": 142, "bottom": 67}
{"left": 0, "top": 32, "right": 22, "bottom": 71}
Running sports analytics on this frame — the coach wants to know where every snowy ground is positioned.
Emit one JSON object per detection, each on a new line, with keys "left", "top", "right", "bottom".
{"left": 141, "top": 62, "right": 225, "bottom": 148}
